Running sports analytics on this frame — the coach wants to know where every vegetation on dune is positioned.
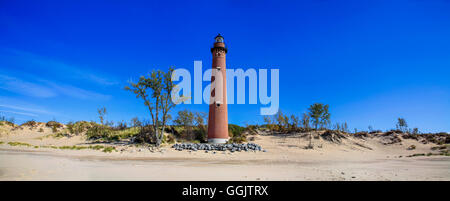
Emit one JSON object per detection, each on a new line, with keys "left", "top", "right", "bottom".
{"left": 21, "top": 120, "right": 38, "bottom": 128}
{"left": 172, "top": 110, "right": 208, "bottom": 143}
{"left": 86, "top": 125, "right": 141, "bottom": 142}
{"left": 228, "top": 124, "right": 247, "bottom": 143}
{"left": 102, "top": 146, "right": 116, "bottom": 153}
{"left": 263, "top": 109, "right": 316, "bottom": 134}
{"left": 174, "top": 109, "right": 195, "bottom": 140}
{"left": 85, "top": 124, "right": 114, "bottom": 140}
{"left": 0, "top": 115, "right": 15, "bottom": 127}
{"left": 1, "top": 93, "right": 448, "bottom": 149}
{"left": 72, "top": 102, "right": 449, "bottom": 146}
{"left": 67, "top": 108, "right": 141, "bottom": 142}
{"left": 258, "top": 103, "right": 450, "bottom": 149}
{"left": 4, "top": 141, "right": 118, "bottom": 153}
{"left": 66, "top": 121, "right": 97, "bottom": 135}
{"left": 58, "top": 145, "right": 89, "bottom": 150}
{"left": 46, "top": 120, "right": 63, "bottom": 133}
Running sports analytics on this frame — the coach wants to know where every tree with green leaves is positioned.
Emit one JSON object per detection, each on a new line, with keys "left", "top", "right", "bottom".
{"left": 174, "top": 109, "right": 195, "bottom": 140}
{"left": 307, "top": 103, "right": 330, "bottom": 130}
{"left": 396, "top": 117, "right": 408, "bottom": 133}
{"left": 194, "top": 112, "right": 207, "bottom": 127}
{"left": 124, "top": 67, "right": 180, "bottom": 146}
{"left": 194, "top": 111, "right": 207, "bottom": 142}
{"left": 174, "top": 110, "right": 194, "bottom": 128}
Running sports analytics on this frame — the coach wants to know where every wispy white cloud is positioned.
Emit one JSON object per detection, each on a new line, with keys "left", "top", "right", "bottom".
{"left": 0, "top": 74, "right": 57, "bottom": 98}
{"left": 44, "top": 81, "right": 111, "bottom": 100}
{"left": 0, "top": 110, "right": 38, "bottom": 117}
{"left": 0, "top": 103, "right": 55, "bottom": 116}
{"left": 0, "top": 74, "right": 111, "bottom": 100}
{"left": 4, "top": 48, "right": 119, "bottom": 86}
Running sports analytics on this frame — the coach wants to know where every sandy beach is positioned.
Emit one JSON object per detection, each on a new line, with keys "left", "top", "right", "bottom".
{"left": 1, "top": 148, "right": 449, "bottom": 181}
{"left": 1, "top": 123, "right": 449, "bottom": 181}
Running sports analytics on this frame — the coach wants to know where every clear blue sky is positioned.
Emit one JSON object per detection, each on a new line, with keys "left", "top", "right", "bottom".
{"left": 1, "top": 0, "right": 449, "bottom": 132}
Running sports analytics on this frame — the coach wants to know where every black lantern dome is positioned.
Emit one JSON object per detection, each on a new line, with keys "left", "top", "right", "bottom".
{"left": 215, "top": 34, "right": 224, "bottom": 43}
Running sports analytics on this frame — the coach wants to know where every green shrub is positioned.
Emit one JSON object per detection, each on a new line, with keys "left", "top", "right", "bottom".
{"left": 58, "top": 145, "right": 89, "bottom": 150}
{"left": 193, "top": 126, "right": 207, "bottom": 142}
{"left": 86, "top": 124, "right": 113, "bottom": 140}
{"left": 407, "top": 153, "right": 425, "bottom": 157}
{"left": 89, "top": 145, "right": 105, "bottom": 150}
{"left": 227, "top": 136, "right": 247, "bottom": 143}
{"left": 8, "top": 141, "right": 32, "bottom": 147}
{"left": 133, "top": 125, "right": 156, "bottom": 144}
{"left": 109, "top": 127, "right": 140, "bottom": 140}
{"left": 68, "top": 121, "right": 96, "bottom": 135}
{"left": 102, "top": 146, "right": 116, "bottom": 153}
{"left": 228, "top": 124, "right": 247, "bottom": 143}
{"left": 85, "top": 123, "right": 140, "bottom": 142}
{"left": 229, "top": 124, "right": 245, "bottom": 137}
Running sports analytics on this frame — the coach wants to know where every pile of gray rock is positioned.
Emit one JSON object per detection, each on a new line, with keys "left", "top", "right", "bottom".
{"left": 171, "top": 143, "right": 266, "bottom": 153}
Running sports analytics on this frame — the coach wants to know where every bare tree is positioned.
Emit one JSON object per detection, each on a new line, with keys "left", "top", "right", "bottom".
{"left": 97, "top": 107, "right": 107, "bottom": 125}
{"left": 290, "top": 114, "right": 299, "bottom": 132}
{"left": 301, "top": 112, "right": 310, "bottom": 131}
{"left": 263, "top": 115, "right": 274, "bottom": 131}
{"left": 275, "top": 110, "right": 284, "bottom": 132}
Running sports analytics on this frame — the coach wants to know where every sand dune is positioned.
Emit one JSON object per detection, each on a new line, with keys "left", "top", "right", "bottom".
{"left": 0, "top": 123, "right": 449, "bottom": 180}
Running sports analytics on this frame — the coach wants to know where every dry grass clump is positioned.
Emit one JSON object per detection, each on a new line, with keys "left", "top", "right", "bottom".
{"left": 46, "top": 121, "right": 64, "bottom": 133}
{"left": 21, "top": 120, "right": 38, "bottom": 128}
{"left": 46, "top": 121, "right": 63, "bottom": 128}
{"left": 0, "top": 121, "right": 15, "bottom": 127}
{"left": 321, "top": 130, "right": 347, "bottom": 143}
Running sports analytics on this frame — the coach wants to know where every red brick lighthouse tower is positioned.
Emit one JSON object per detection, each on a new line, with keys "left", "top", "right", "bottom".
{"left": 207, "top": 34, "right": 229, "bottom": 143}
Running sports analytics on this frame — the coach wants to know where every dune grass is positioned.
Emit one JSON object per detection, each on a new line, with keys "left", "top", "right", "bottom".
{"left": 8, "top": 141, "right": 33, "bottom": 147}
{"left": 102, "top": 146, "right": 116, "bottom": 153}
{"left": 5, "top": 141, "right": 117, "bottom": 153}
